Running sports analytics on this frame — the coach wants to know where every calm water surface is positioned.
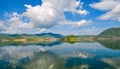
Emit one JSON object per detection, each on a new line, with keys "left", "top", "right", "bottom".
{"left": 0, "top": 42, "right": 120, "bottom": 69}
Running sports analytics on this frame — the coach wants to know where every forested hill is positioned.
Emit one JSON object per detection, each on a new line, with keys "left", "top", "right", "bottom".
{"left": 98, "top": 27, "right": 120, "bottom": 37}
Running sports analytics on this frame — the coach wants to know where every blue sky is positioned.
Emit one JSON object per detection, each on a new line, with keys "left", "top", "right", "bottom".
{"left": 0, "top": 0, "right": 120, "bottom": 35}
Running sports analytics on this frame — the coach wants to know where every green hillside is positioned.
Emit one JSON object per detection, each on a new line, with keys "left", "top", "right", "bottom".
{"left": 98, "top": 27, "right": 120, "bottom": 37}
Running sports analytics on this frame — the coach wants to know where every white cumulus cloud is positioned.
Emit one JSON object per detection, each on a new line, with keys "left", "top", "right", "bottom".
{"left": 0, "top": 21, "right": 6, "bottom": 31}
{"left": 22, "top": 0, "right": 89, "bottom": 28}
{"left": 0, "top": 0, "right": 89, "bottom": 34}
{"left": 90, "top": 0, "right": 120, "bottom": 22}
{"left": 4, "top": 12, "right": 34, "bottom": 34}
{"left": 60, "top": 20, "right": 92, "bottom": 28}
{"left": 90, "top": 0, "right": 120, "bottom": 11}
{"left": 99, "top": 5, "right": 120, "bottom": 21}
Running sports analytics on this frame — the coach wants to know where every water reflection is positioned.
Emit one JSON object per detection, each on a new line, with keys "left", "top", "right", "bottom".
{"left": 0, "top": 41, "right": 120, "bottom": 69}
{"left": 98, "top": 40, "right": 120, "bottom": 50}
{"left": 65, "top": 57, "right": 114, "bottom": 69}
{"left": 36, "top": 41, "right": 63, "bottom": 46}
{"left": 21, "top": 52, "right": 65, "bottom": 69}
{"left": 0, "top": 46, "right": 66, "bottom": 69}
{"left": 102, "top": 58, "right": 120, "bottom": 69}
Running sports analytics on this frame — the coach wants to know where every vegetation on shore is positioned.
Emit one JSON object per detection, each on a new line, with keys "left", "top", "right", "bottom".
{"left": 60, "top": 35, "right": 96, "bottom": 44}
{"left": 0, "top": 27, "right": 120, "bottom": 45}
{"left": 0, "top": 33, "right": 59, "bottom": 45}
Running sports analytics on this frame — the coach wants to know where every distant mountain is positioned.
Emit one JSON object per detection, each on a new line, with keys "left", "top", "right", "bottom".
{"left": 0, "top": 32, "right": 64, "bottom": 38}
{"left": 35, "top": 32, "right": 64, "bottom": 38}
{"left": 98, "top": 27, "right": 120, "bottom": 37}
{"left": 8, "top": 34, "right": 33, "bottom": 37}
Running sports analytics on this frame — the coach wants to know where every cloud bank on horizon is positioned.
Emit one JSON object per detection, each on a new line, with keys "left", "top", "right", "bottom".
{"left": 0, "top": 0, "right": 120, "bottom": 35}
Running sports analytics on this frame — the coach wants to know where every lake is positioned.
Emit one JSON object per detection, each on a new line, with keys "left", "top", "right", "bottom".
{"left": 0, "top": 41, "right": 120, "bottom": 69}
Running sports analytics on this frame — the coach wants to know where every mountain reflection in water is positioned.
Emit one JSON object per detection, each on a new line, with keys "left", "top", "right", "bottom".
{"left": 0, "top": 41, "right": 120, "bottom": 69}
{"left": 98, "top": 40, "right": 120, "bottom": 50}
